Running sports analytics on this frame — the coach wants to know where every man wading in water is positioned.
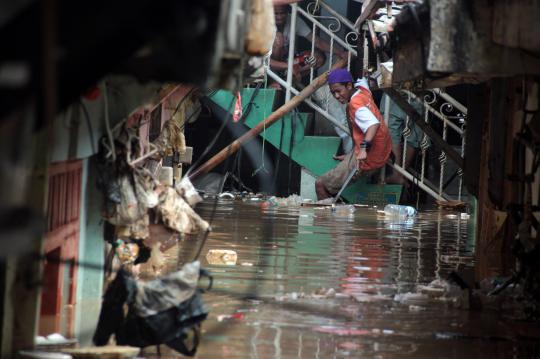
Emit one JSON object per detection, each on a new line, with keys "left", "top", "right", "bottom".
{"left": 315, "top": 69, "right": 392, "bottom": 200}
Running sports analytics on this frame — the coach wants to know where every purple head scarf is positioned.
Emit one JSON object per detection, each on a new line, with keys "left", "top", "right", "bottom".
{"left": 328, "top": 69, "right": 353, "bottom": 84}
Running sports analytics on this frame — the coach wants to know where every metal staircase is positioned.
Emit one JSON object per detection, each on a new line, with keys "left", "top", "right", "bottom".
{"left": 210, "top": 1, "right": 468, "bottom": 205}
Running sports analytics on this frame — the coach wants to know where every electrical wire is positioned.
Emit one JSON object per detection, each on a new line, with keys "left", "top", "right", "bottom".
{"left": 184, "top": 96, "right": 236, "bottom": 178}
{"left": 191, "top": 145, "right": 235, "bottom": 262}
{"left": 252, "top": 69, "right": 270, "bottom": 176}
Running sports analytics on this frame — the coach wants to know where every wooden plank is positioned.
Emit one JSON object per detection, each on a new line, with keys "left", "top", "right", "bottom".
{"left": 189, "top": 58, "right": 349, "bottom": 180}
{"left": 355, "top": 0, "right": 383, "bottom": 29}
{"left": 384, "top": 88, "right": 464, "bottom": 169}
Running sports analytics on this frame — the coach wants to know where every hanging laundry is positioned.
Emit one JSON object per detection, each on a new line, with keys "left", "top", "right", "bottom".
{"left": 233, "top": 91, "right": 243, "bottom": 122}
{"left": 93, "top": 261, "right": 211, "bottom": 357}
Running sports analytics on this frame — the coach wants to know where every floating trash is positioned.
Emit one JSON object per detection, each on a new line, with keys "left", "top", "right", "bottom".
{"left": 206, "top": 249, "right": 238, "bottom": 265}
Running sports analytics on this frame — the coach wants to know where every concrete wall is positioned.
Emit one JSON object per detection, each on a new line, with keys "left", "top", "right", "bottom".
{"left": 48, "top": 75, "right": 163, "bottom": 344}
{"left": 50, "top": 75, "right": 162, "bottom": 163}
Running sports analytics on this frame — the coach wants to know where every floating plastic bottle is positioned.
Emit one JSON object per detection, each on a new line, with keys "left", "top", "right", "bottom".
{"left": 383, "top": 204, "right": 417, "bottom": 220}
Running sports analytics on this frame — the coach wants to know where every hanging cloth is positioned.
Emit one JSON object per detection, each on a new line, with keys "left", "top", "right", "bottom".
{"left": 233, "top": 91, "right": 243, "bottom": 123}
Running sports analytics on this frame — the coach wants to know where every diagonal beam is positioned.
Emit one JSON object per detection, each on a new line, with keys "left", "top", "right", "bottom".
{"left": 188, "top": 58, "right": 349, "bottom": 180}
{"left": 354, "top": 0, "right": 384, "bottom": 29}
{"left": 384, "top": 88, "right": 464, "bottom": 169}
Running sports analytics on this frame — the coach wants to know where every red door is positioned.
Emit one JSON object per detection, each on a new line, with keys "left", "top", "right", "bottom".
{"left": 39, "top": 160, "right": 82, "bottom": 338}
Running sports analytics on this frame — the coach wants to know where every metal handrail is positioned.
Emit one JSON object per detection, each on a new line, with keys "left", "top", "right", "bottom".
{"left": 266, "top": 2, "right": 469, "bottom": 202}
{"left": 267, "top": 69, "right": 350, "bottom": 134}
{"left": 297, "top": 6, "right": 358, "bottom": 57}
{"left": 433, "top": 89, "right": 467, "bottom": 115}
{"left": 313, "top": 0, "right": 357, "bottom": 34}
{"left": 404, "top": 90, "right": 464, "bottom": 135}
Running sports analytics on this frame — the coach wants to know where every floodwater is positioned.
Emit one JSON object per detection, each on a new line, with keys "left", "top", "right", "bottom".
{"left": 142, "top": 200, "right": 540, "bottom": 358}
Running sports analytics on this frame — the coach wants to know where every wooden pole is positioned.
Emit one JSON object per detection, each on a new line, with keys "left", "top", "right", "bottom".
{"left": 188, "top": 58, "right": 348, "bottom": 180}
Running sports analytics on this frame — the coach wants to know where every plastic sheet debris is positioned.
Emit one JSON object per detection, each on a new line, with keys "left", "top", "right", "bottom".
{"left": 353, "top": 293, "right": 393, "bottom": 303}
{"left": 314, "top": 326, "right": 372, "bottom": 336}
{"left": 261, "top": 194, "right": 307, "bottom": 208}
{"left": 311, "top": 288, "right": 336, "bottom": 299}
{"left": 275, "top": 292, "right": 305, "bottom": 301}
{"left": 117, "top": 214, "right": 150, "bottom": 240}
{"left": 206, "top": 249, "right": 238, "bottom": 265}
{"left": 331, "top": 204, "right": 356, "bottom": 215}
{"left": 383, "top": 204, "right": 417, "bottom": 219}
{"left": 177, "top": 177, "right": 202, "bottom": 207}
{"left": 418, "top": 279, "right": 464, "bottom": 300}
{"left": 159, "top": 167, "right": 174, "bottom": 186}
{"left": 393, "top": 292, "right": 430, "bottom": 305}
{"left": 158, "top": 187, "right": 209, "bottom": 234}
{"left": 45, "top": 333, "right": 67, "bottom": 343}
{"left": 216, "top": 313, "right": 245, "bottom": 322}
{"left": 218, "top": 192, "right": 235, "bottom": 199}
{"left": 102, "top": 173, "right": 147, "bottom": 226}
{"left": 134, "top": 171, "right": 159, "bottom": 209}
{"left": 154, "top": 116, "right": 187, "bottom": 157}
{"left": 149, "top": 242, "right": 165, "bottom": 274}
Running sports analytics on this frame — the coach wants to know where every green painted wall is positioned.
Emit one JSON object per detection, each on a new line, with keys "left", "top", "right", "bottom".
{"left": 74, "top": 159, "right": 105, "bottom": 345}
{"left": 210, "top": 89, "right": 401, "bottom": 204}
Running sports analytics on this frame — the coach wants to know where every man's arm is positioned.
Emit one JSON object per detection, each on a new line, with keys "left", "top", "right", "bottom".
{"left": 305, "top": 32, "right": 348, "bottom": 58}
{"left": 354, "top": 105, "right": 380, "bottom": 164}
{"left": 357, "top": 123, "right": 379, "bottom": 163}
{"left": 270, "top": 58, "right": 289, "bottom": 71}
{"left": 363, "top": 123, "right": 379, "bottom": 143}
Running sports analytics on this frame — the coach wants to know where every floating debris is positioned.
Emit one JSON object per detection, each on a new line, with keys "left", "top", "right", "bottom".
{"left": 217, "top": 313, "right": 245, "bottom": 322}
{"left": 206, "top": 249, "right": 238, "bottom": 265}
{"left": 218, "top": 192, "right": 235, "bottom": 199}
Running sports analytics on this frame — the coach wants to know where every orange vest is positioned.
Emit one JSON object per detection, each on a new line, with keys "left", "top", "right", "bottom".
{"left": 347, "top": 87, "right": 392, "bottom": 171}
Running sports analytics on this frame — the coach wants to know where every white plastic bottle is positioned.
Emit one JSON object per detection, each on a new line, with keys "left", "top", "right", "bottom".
{"left": 383, "top": 204, "right": 417, "bottom": 220}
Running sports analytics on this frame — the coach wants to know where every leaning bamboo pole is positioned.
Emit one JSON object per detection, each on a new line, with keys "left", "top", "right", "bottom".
{"left": 189, "top": 58, "right": 348, "bottom": 180}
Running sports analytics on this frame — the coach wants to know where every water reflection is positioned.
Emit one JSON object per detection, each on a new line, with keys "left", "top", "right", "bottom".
{"left": 139, "top": 201, "right": 537, "bottom": 358}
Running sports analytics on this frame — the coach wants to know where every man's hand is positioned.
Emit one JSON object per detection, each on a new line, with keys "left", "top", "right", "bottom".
{"left": 304, "top": 55, "right": 317, "bottom": 68}
{"left": 356, "top": 149, "right": 367, "bottom": 169}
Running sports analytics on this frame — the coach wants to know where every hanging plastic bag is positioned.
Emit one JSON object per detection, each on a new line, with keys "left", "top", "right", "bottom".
{"left": 103, "top": 173, "right": 147, "bottom": 226}
{"left": 117, "top": 214, "right": 150, "bottom": 240}
{"left": 158, "top": 187, "right": 209, "bottom": 234}
{"left": 176, "top": 177, "right": 202, "bottom": 207}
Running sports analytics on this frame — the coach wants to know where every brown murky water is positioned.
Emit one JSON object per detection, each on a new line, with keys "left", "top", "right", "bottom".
{"left": 142, "top": 200, "right": 540, "bottom": 358}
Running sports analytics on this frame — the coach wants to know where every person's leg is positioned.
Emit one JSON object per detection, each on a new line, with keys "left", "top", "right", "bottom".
{"left": 386, "top": 142, "right": 403, "bottom": 184}
{"left": 387, "top": 143, "right": 416, "bottom": 185}
{"left": 315, "top": 178, "right": 333, "bottom": 200}
{"left": 315, "top": 151, "right": 356, "bottom": 200}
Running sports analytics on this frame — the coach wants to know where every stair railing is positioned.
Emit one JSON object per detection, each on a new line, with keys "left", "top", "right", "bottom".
{"left": 265, "top": 1, "right": 468, "bottom": 203}
{"left": 266, "top": 1, "right": 358, "bottom": 135}
{"left": 399, "top": 89, "right": 467, "bottom": 202}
